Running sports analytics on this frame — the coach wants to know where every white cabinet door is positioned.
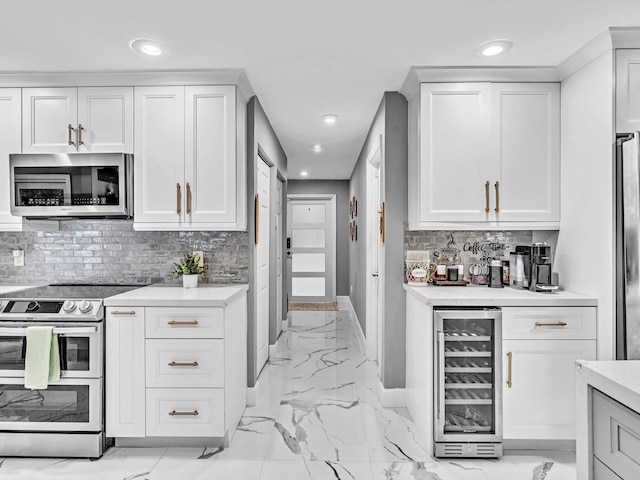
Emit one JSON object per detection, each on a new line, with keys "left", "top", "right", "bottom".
{"left": 491, "top": 83, "right": 560, "bottom": 222}
{"left": 77, "top": 87, "right": 133, "bottom": 153}
{"left": 0, "top": 89, "right": 22, "bottom": 230}
{"left": 502, "top": 339, "right": 597, "bottom": 440}
{"left": 185, "top": 86, "right": 237, "bottom": 225}
{"left": 616, "top": 49, "right": 640, "bottom": 134}
{"left": 22, "top": 88, "right": 77, "bottom": 153}
{"left": 418, "top": 83, "right": 492, "bottom": 223}
{"left": 133, "top": 86, "right": 185, "bottom": 224}
{"left": 105, "top": 307, "right": 146, "bottom": 438}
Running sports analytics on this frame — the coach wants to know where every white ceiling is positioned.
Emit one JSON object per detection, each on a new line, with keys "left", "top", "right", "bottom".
{"left": 2, "top": 0, "right": 640, "bottom": 180}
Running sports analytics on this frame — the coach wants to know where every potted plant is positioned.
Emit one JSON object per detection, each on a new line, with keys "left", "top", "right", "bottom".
{"left": 170, "top": 252, "right": 206, "bottom": 288}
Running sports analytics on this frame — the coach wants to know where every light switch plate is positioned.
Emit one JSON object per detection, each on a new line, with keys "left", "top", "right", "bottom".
{"left": 192, "top": 251, "right": 204, "bottom": 267}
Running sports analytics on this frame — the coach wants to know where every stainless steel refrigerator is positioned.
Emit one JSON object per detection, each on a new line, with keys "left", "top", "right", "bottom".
{"left": 616, "top": 132, "right": 640, "bottom": 359}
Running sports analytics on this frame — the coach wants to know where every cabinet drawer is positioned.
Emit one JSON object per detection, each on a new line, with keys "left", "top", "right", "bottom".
{"left": 146, "top": 388, "right": 224, "bottom": 437}
{"left": 502, "top": 307, "right": 596, "bottom": 340}
{"left": 593, "top": 389, "right": 640, "bottom": 479}
{"left": 146, "top": 339, "right": 224, "bottom": 388}
{"left": 146, "top": 307, "right": 223, "bottom": 338}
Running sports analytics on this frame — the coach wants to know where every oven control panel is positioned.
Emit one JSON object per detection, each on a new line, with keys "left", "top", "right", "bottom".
{"left": 0, "top": 299, "right": 103, "bottom": 319}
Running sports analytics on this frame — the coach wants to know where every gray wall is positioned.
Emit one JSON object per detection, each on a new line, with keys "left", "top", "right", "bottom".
{"left": 349, "top": 92, "right": 408, "bottom": 389}
{"left": 246, "top": 96, "right": 287, "bottom": 387}
{"left": 287, "top": 180, "right": 350, "bottom": 296}
{"left": 0, "top": 220, "right": 248, "bottom": 285}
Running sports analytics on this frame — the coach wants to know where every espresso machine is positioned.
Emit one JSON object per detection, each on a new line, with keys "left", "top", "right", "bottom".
{"left": 510, "top": 243, "right": 558, "bottom": 292}
{"left": 529, "top": 243, "right": 558, "bottom": 292}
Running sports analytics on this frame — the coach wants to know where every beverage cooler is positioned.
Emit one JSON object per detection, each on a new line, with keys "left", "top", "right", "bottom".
{"left": 434, "top": 308, "right": 502, "bottom": 458}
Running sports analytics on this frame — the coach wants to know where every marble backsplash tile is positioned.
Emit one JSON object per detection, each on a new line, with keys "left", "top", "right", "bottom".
{"left": 405, "top": 230, "right": 534, "bottom": 279}
{"left": 0, "top": 220, "right": 249, "bottom": 285}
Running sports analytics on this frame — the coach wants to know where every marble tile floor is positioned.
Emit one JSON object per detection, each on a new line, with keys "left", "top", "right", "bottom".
{"left": 0, "top": 303, "right": 576, "bottom": 479}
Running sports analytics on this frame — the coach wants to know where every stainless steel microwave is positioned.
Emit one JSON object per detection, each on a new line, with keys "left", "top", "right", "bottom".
{"left": 9, "top": 153, "right": 133, "bottom": 218}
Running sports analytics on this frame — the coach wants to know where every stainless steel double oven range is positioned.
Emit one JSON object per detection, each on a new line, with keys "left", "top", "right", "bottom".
{"left": 0, "top": 284, "right": 141, "bottom": 458}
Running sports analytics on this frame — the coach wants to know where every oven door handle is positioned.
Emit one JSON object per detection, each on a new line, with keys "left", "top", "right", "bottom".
{"left": 0, "top": 326, "right": 98, "bottom": 336}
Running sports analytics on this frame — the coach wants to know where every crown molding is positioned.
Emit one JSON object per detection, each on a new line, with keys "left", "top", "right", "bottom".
{"left": 0, "top": 69, "right": 255, "bottom": 93}
{"left": 400, "top": 66, "right": 560, "bottom": 100}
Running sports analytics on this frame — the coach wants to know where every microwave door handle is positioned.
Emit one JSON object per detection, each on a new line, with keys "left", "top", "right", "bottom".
{"left": 0, "top": 326, "right": 97, "bottom": 336}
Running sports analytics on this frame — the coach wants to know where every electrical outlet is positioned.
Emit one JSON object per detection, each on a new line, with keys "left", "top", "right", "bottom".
{"left": 192, "top": 251, "right": 204, "bottom": 267}
{"left": 350, "top": 285, "right": 353, "bottom": 294}
{"left": 12, "top": 250, "right": 24, "bottom": 267}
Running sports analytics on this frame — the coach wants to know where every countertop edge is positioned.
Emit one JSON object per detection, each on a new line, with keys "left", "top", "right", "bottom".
{"left": 403, "top": 284, "right": 598, "bottom": 307}
{"left": 104, "top": 284, "right": 249, "bottom": 307}
{"left": 577, "top": 360, "right": 640, "bottom": 414}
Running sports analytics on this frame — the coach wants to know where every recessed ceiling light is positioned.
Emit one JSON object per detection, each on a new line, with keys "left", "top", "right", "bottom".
{"left": 474, "top": 39, "right": 513, "bottom": 58}
{"left": 130, "top": 38, "right": 167, "bottom": 57}
{"left": 311, "top": 144, "right": 323, "bottom": 153}
{"left": 300, "top": 171, "right": 309, "bottom": 177}
{"left": 322, "top": 114, "right": 338, "bottom": 124}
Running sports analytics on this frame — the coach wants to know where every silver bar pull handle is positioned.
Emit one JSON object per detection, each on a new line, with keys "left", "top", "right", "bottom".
{"left": 0, "top": 326, "right": 97, "bottom": 336}
{"left": 111, "top": 311, "right": 137, "bottom": 316}
{"left": 68, "top": 124, "right": 76, "bottom": 146}
{"left": 534, "top": 321, "right": 567, "bottom": 327}
{"left": 437, "top": 331, "right": 445, "bottom": 420}
{"left": 167, "top": 320, "right": 199, "bottom": 326}
{"left": 168, "top": 361, "right": 199, "bottom": 367}
{"left": 169, "top": 410, "right": 199, "bottom": 416}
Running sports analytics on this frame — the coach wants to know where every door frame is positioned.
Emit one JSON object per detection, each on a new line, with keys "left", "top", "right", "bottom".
{"left": 366, "top": 136, "right": 384, "bottom": 363}
{"left": 255, "top": 155, "right": 271, "bottom": 375}
{"left": 286, "top": 193, "right": 337, "bottom": 303}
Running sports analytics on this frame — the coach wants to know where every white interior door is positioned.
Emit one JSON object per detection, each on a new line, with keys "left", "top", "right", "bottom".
{"left": 276, "top": 179, "right": 283, "bottom": 337}
{"left": 287, "top": 195, "right": 336, "bottom": 303}
{"left": 366, "top": 138, "right": 384, "bottom": 363}
{"left": 256, "top": 157, "right": 270, "bottom": 374}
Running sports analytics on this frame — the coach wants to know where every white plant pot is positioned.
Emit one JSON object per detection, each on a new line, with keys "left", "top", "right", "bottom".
{"left": 182, "top": 274, "right": 198, "bottom": 289}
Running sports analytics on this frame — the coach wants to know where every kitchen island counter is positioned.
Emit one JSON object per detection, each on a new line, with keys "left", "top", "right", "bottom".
{"left": 104, "top": 284, "right": 248, "bottom": 307}
{"left": 404, "top": 284, "right": 597, "bottom": 307}
{"left": 576, "top": 360, "right": 640, "bottom": 479}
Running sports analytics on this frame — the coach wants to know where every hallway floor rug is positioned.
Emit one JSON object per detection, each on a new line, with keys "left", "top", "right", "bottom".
{"left": 288, "top": 302, "right": 338, "bottom": 311}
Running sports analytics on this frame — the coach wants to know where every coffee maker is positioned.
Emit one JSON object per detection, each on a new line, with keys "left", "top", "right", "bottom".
{"left": 529, "top": 242, "right": 558, "bottom": 292}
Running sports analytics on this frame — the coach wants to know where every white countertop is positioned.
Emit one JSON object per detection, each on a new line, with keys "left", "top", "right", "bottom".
{"left": 0, "top": 285, "right": 41, "bottom": 295}
{"left": 404, "top": 284, "right": 597, "bottom": 307}
{"left": 104, "top": 284, "right": 249, "bottom": 307}
{"left": 576, "top": 360, "right": 640, "bottom": 414}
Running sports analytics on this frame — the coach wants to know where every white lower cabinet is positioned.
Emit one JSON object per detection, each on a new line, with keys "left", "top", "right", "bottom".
{"left": 106, "top": 294, "right": 247, "bottom": 444}
{"left": 146, "top": 388, "right": 225, "bottom": 437}
{"left": 105, "top": 307, "right": 146, "bottom": 437}
{"left": 502, "top": 307, "right": 597, "bottom": 441}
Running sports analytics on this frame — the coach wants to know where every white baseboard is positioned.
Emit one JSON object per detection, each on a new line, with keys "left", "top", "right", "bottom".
{"left": 379, "top": 379, "right": 407, "bottom": 408}
{"left": 246, "top": 374, "right": 262, "bottom": 407}
{"left": 339, "top": 295, "right": 366, "bottom": 351}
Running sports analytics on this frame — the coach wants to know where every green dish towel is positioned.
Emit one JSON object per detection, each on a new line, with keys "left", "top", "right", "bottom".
{"left": 24, "top": 326, "right": 60, "bottom": 390}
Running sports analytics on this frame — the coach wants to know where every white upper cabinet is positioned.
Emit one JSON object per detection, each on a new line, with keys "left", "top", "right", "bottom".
{"left": 134, "top": 86, "right": 185, "bottom": 225}
{"left": 133, "top": 85, "right": 243, "bottom": 231}
{"left": 616, "top": 49, "right": 640, "bottom": 133}
{"left": 409, "top": 82, "right": 560, "bottom": 229}
{"left": 491, "top": 84, "right": 560, "bottom": 223}
{"left": 77, "top": 88, "right": 133, "bottom": 153}
{"left": 0, "top": 89, "right": 22, "bottom": 230}
{"left": 417, "top": 83, "right": 492, "bottom": 223}
{"left": 184, "top": 86, "right": 237, "bottom": 225}
{"left": 22, "top": 87, "right": 133, "bottom": 154}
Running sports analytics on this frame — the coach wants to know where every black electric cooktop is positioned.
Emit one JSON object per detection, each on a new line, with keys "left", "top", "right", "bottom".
{"left": 0, "top": 283, "right": 145, "bottom": 300}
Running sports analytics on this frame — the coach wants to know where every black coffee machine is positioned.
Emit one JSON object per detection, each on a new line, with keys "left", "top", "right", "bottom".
{"left": 529, "top": 243, "right": 558, "bottom": 292}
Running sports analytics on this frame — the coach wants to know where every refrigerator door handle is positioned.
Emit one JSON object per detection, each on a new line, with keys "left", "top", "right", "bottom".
{"left": 622, "top": 132, "right": 640, "bottom": 359}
